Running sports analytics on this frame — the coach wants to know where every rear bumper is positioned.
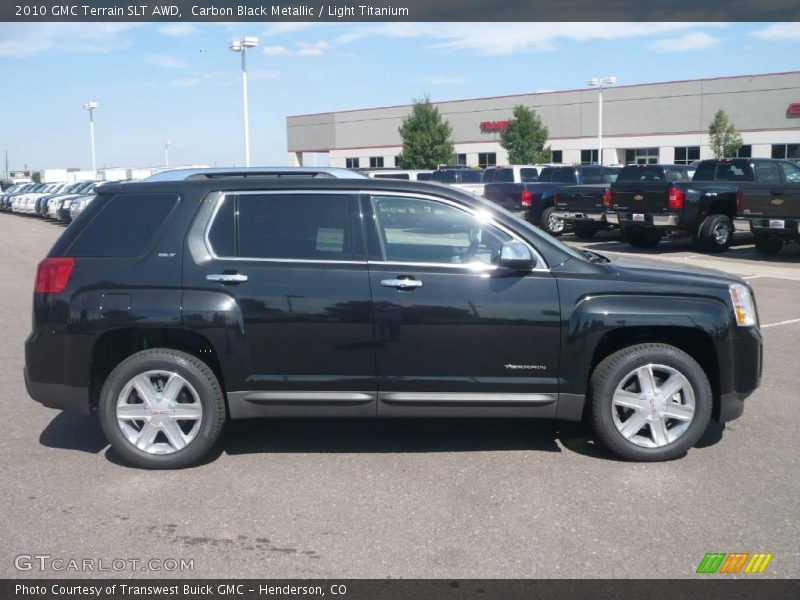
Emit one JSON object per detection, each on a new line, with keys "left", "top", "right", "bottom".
{"left": 749, "top": 218, "right": 800, "bottom": 240}
{"left": 24, "top": 367, "right": 91, "bottom": 414}
{"left": 613, "top": 212, "right": 681, "bottom": 228}
{"left": 551, "top": 210, "right": 606, "bottom": 223}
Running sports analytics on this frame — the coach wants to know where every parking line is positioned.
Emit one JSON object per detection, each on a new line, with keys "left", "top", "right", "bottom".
{"left": 742, "top": 275, "right": 765, "bottom": 280}
{"left": 762, "top": 318, "right": 800, "bottom": 329}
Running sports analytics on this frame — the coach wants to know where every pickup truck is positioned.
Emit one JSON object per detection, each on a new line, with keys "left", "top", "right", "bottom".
{"left": 459, "top": 164, "right": 546, "bottom": 197}
{"left": 428, "top": 167, "right": 484, "bottom": 193}
{"left": 551, "top": 170, "right": 632, "bottom": 239}
{"left": 484, "top": 165, "right": 620, "bottom": 236}
{"left": 734, "top": 159, "right": 800, "bottom": 255}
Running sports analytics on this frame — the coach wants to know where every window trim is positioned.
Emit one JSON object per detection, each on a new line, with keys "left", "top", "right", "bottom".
{"left": 364, "top": 190, "right": 548, "bottom": 272}
{"left": 203, "top": 190, "right": 366, "bottom": 265}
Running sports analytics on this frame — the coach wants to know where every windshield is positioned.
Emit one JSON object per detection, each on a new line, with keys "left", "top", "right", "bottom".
{"left": 539, "top": 168, "right": 577, "bottom": 183}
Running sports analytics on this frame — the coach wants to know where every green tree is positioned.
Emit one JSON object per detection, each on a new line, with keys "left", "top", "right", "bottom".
{"left": 396, "top": 96, "right": 454, "bottom": 169}
{"left": 708, "top": 109, "right": 743, "bottom": 158}
{"left": 499, "top": 105, "right": 551, "bottom": 164}
{"left": 31, "top": 171, "right": 41, "bottom": 183}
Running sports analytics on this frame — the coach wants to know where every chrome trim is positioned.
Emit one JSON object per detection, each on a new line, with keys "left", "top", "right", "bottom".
{"left": 241, "top": 391, "right": 376, "bottom": 405}
{"left": 606, "top": 213, "right": 619, "bottom": 224}
{"left": 379, "top": 392, "right": 556, "bottom": 405}
{"left": 652, "top": 215, "right": 680, "bottom": 227}
{"left": 551, "top": 211, "right": 605, "bottom": 222}
{"left": 381, "top": 278, "right": 423, "bottom": 289}
{"left": 207, "top": 273, "right": 248, "bottom": 283}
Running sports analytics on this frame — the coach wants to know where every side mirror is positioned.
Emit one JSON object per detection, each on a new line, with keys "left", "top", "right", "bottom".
{"left": 498, "top": 240, "right": 536, "bottom": 270}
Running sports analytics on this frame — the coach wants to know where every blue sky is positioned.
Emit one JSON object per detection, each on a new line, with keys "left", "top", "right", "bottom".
{"left": 1, "top": 21, "right": 799, "bottom": 171}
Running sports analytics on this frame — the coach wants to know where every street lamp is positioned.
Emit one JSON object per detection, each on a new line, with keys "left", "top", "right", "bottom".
{"left": 83, "top": 102, "right": 98, "bottom": 173}
{"left": 229, "top": 36, "right": 259, "bottom": 167}
{"left": 164, "top": 140, "right": 172, "bottom": 167}
{"left": 586, "top": 77, "right": 616, "bottom": 165}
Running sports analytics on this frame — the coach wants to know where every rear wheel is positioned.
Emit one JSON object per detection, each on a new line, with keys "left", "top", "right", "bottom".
{"left": 573, "top": 225, "right": 597, "bottom": 240}
{"left": 540, "top": 207, "right": 564, "bottom": 237}
{"left": 622, "top": 227, "right": 661, "bottom": 249}
{"left": 695, "top": 214, "right": 733, "bottom": 253}
{"left": 754, "top": 234, "right": 783, "bottom": 256}
{"left": 99, "top": 349, "right": 226, "bottom": 469}
{"left": 590, "top": 343, "right": 712, "bottom": 461}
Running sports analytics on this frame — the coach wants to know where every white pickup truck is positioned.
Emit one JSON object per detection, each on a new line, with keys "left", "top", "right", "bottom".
{"left": 458, "top": 164, "right": 562, "bottom": 197}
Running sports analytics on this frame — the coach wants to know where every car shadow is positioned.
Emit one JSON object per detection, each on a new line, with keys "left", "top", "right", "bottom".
{"left": 39, "top": 412, "right": 108, "bottom": 454}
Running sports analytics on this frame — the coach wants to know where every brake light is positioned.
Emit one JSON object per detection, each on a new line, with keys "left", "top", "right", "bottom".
{"left": 736, "top": 190, "right": 743, "bottom": 214}
{"left": 668, "top": 186, "right": 684, "bottom": 210}
{"left": 35, "top": 257, "right": 75, "bottom": 293}
{"left": 602, "top": 187, "right": 613, "bottom": 208}
{"left": 520, "top": 189, "right": 532, "bottom": 207}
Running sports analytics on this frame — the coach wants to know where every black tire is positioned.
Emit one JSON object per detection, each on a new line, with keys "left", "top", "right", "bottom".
{"left": 754, "top": 235, "right": 783, "bottom": 256}
{"left": 98, "top": 349, "right": 226, "bottom": 469}
{"left": 589, "top": 343, "right": 713, "bottom": 461}
{"left": 573, "top": 225, "right": 597, "bottom": 240}
{"left": 540, "top": 206, "right": 565, "bottom": 237}
{"left": 622, "top": 227, "right": 661, "bottom": 249}
{"left": 695, "top": 214, "right": 733, "bottom": 253}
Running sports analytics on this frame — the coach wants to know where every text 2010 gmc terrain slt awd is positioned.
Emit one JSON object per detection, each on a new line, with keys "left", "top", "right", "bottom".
{"left": 24, "top": 168, "right": 763, "bottom": 468}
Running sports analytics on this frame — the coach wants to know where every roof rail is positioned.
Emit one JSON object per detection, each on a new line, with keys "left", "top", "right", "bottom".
{"left": 143, "top": 167, "right": 366, "bottom": 182}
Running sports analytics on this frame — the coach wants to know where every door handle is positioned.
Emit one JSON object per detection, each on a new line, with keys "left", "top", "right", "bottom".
{"left": 207, "top": 273, "right": 248, "bottom": 283}
{"left": 381, "top": 278, "right": 423, "bottom": 290}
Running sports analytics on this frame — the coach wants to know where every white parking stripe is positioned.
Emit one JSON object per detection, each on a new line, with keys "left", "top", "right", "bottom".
{"left": 742, "top": 275, "right": 765, "bottom": 280}
{"left": 762, "top": 318, "right": 800, "bottom": 329}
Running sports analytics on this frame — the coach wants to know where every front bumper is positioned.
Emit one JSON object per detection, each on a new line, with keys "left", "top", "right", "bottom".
{"left": 717, "top": 325, "right": 763, "bottom": 423}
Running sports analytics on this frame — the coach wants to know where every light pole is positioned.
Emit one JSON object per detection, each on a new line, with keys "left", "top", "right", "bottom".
{"left": 164, "top": 140, "right": 172, "bottom": 167}
{"left": 83, "top": 102, "right": 98, "bottom": 172}
{"left": 229, "top": 36, "right": 259, "bottom": 167}
{"left": 586, "top": 77, "right": 616, "bottom": 165}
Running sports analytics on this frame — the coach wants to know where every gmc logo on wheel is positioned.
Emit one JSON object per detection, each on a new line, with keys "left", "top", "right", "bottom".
{"left": 788, "top": 103, "right": 800, "bottom": 116}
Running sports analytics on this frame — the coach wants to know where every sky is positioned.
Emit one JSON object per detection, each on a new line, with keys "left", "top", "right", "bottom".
{"left": 1, "top": 21, "right": 800, "bottom": 172}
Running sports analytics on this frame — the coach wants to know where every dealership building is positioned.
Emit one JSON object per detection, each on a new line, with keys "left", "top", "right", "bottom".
{"left": 286, "top": 71, "right": 800, "bottom": 169}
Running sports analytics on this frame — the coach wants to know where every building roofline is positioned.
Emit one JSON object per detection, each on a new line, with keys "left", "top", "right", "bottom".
{"left": 287, "top": 70, "right": 800, "bottom": 120}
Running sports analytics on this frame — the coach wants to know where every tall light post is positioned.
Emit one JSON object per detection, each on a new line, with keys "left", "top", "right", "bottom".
{"left": 586, "top": 77, "right": 616, "bottom": 165}
{"left": 164, "top": 140, "right": 172, "bottom": 167}
{"left": 229, "top": 36, "right": 259, "bottom": 167}
{"left": 83, "top": 102, "right": 98, "bottom": 173}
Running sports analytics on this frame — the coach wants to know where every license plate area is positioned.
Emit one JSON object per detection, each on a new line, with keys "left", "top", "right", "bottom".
{"left": 769, "top": 219, "right": 785, "bottom": 229}
{"left": 633, "top": 213, "right": 646, "bottom": 222}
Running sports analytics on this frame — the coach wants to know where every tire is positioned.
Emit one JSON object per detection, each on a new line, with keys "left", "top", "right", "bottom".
{"left": 589, "top": 343, "right": 712, "bottom": 462}
{"left": 754, "top": 235, "right": 783, "bottom": 256}
{"left": 573, "top": 225, "right": 597, "bottom": 240}
{"left": 540, "top": 206, "right": 565, "bottom": 237}
{"left": 695, "top": 214, "right": 733, "bottom": 253}
{"left": 622, "top": 227, "right": 661, "bottom": 249}
{"left": 98, "top": 349, "right": 226, "bottom": 469}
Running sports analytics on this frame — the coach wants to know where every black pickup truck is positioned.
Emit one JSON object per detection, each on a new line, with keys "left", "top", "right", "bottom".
{"left": 551, "top": 171, "right": 629, "bottom": 239}
{"left": 735, "top": 159, "right": 800, "bottom": 255}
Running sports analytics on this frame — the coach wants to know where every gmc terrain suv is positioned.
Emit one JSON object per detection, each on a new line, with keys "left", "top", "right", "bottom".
{"left": 25, "top": 168, "right": 763, "bottom": 468}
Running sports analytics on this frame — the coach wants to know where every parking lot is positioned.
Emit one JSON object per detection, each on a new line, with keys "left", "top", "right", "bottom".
{"left": 0, "top": 213, "right": 798, "bottom": 579}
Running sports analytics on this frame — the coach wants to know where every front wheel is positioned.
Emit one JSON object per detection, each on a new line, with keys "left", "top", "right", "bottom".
{"left": 540, "top": 207, "right": 565, "bottom": 236}
{"left": 754, "top": 234, "right": 783, "bottom": 256}
{"left": 589, "top": 343, "right": 712, "bottom": 461}
{"left": 99, "top": 349, "right": 226, "bottom": 469}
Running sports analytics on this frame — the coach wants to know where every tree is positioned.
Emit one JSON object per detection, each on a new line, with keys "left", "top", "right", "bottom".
{"left": 708, "top": 109, "right": 743, "bottom": 158}
{"left": 499, "top": 105, "right": 551, "bottom": 165}
{"left": 396, "top": 96, "right": 454, "bottom": 169}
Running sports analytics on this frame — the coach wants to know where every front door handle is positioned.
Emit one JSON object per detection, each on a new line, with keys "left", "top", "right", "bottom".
{"left": 207, "top": 273, "right": 248, "bottom": 284}
{"left": 381, "top": 278, "right": 423, "bottom": 290}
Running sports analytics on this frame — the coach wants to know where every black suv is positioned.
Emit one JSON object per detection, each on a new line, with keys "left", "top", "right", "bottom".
{"left": 25, "top": 168, "right": 763, "bottom": 468}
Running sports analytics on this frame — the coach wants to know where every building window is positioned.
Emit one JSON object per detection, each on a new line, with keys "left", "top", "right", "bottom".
{"left": 625, "top": 148, "right": 659, "bottom": 165}
{"left": 674, "top": 146, "right": 700, "bottom": 165}
{"left": 369, "top": 156, "right": 384, "bottom": 168}
{"left": 551, "top": 150, "right": 563, "bottom": 163}
{"left": 345, "top": 157, "right": 360, "bottom": 169}
{"left": 478, "top": 153, "right": 496, "bottom": 168}
{"left": 394, "top": 154, "right": 402, "bottom": 166}
{"left": 456, "top": 153, "right": 467, "bottom": 166}
{"left": 771, "top": 144, "right": 800, "bottom": 162}
{"left": 580, "top": 149, "right": 599, "bottom": 165}
{"left": 734, "top": 145, "right": 752, "bottom": 158}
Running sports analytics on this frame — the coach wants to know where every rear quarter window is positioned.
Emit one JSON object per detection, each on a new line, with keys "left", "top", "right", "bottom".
{"left": 66, "top": 193, "right": 179, "bottom": 257}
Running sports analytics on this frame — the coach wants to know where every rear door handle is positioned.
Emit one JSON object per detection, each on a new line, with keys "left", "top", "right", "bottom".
{"left": 207, "top": 273, "right": 248, "bottom": 283}
{"left": 381, "top": 278, "right": 423, "bottom": 290}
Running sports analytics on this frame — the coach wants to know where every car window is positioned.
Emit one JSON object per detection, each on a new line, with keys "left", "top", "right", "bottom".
{"left": 540, "top": 168, "right": 576, "bottom": 183}
{"left": 520, "top": 168, "right": 539, "bottom": 182}
{"left": 429, "top": 170, "right": 457, "bottom": 183}
{"left": 580, "top": 167, "right": 603, "bottom": 184}
{"left": 694, "top": 161, "right": 755, "bottom": 182}
{"left": 416, "top": 173, "right": 432, "bottom": 181}
{"left": 493, "top": 169, "right": 514, "bottom": 183}
{"left": 756, "top": 162, "right": 782, "bottom": 185}
{"left": 602, "top": 168, "right": 620, "bottom": 183}
{"left": 780, "top": 161, "right": 800, "bottom": 183}
{"left": 235, "top": 193, "right": 353, "bottom": 260}
{"left": 481, "top": 169, "right": 496, "bottom": 183}
{"left": 371, "top": 195, "right": 511, "bottom": 266}
{"left": 373, "top": 173, "right": 409, "bottom": 180}
{"left": 459, "top": 170, "right": 483, "bottom": 183}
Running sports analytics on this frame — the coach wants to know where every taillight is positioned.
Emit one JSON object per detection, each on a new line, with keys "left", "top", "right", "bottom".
{"left": 668, "top": 186, "right": 684, "bottom": 210}
{"left": 602, "top": 187, "right": 613, "bottom": 208}
{"left": 736, "top": 190, "right": 743, "bottom": 214}
{"left": 35, "top": 257, "right": 75, "bottom": 293}
{"left": 520, "top": 190, "right": 532, "bottom": 207}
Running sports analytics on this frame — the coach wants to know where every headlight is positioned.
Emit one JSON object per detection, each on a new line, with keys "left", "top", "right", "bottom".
{"left": 729, "top": 283, "right": 756, "bottom": 327}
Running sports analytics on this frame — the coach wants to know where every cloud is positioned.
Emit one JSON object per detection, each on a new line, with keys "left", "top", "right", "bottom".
{"left": 263, "top": 40, "right": 329, "bottom": 57}
{"left": 263, "top": 45, "right": 291, "bottom": 56}
{"left": 649, "top": 31, "right": 719, "bottom": 52}
{"left": 750, "top": 23, "right": 800, "bottom": 40}
{"left": 248, "top": 69, "right": 282, "bottom": 81}
{"left": 158, "top": 23, "right": 197, "bottom": 38}
{"left": 420, "top": 75, "right": 467, "bottom": 86}
{"left": 0, "top": 23, "right": 142, "bottom": 58}
{"left": 146, "top": 54, "right": 187, "bottom": 69}
{"left": 171, "top": 71, "right": 227, "bottom": 88}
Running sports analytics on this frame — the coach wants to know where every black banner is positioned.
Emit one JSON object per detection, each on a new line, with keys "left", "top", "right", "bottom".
{"left": 2, "top": 0, "right": 800, "bottom": 22}
{"left": 3, "top": 580, "right": 800, "bottom": 600}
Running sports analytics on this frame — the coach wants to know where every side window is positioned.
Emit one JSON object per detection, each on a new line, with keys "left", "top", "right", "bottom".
{"left": 756, "top": 162, "right": 782, "bottom": 185}
{"left": 371, "top": 196, "right": 511, "bottom": 266}
{"left": 520, "top": 168, "right": 538, "bottom": 182}
{"left": 780, "top": 162, "right": 800, "bottom": 183}
{"left": 208, "top": 193, "right": 353, "bottom": 260}
{"left": 581, "top": 167, "right": 603, "bottom": 184}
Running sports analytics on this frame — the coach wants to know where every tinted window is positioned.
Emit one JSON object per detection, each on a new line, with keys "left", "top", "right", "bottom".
{"left": 580, "top": 167, "right": 603, "bottom": 184}
{"left": 459, "top": 170, "right": 483, "bottom": 183}
{"left": 618, "top": 166, "right": 668, "bottom": 182}
{"left": 371, "top": 195, "right": 510, "bottom": 265}
{"left": 756, "top": 162, "right": 782, "bottom": 185}
{"left": 480, "top": 169, "right": 496, "bottom": 183}
{"left": 539, "top": 168, "right": 576, "bottom": 184}
{"left": 520, "top": 168, "right": 539, "bottom": 182}
{"left": 207, "top": 195, "right": 236, "bottom": 256}
{"left": 603, "top": 168, "right": 620, "bottom": 183}
{"left": 373, "top": 173, "right": 409, "bottom": 180}
{"left": 416, "top": 173, "right": 432, "bottom": 181}
{"left": 68, "top": 193, "right": 178, "bottom": 257}
{"left": 780, "top": 161, "right": 800, "bottom": 183}
{"left": 429, "top": 171, "right": 457, "bottom": 183}
{"left": 494, "top": 169, "right": 514, "bottom": 183}
{"left": 693, "top": 161, "right": 755, "bottom": 182}
{"left": 237, "top": 193, "right": 352, "bottom": 260}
